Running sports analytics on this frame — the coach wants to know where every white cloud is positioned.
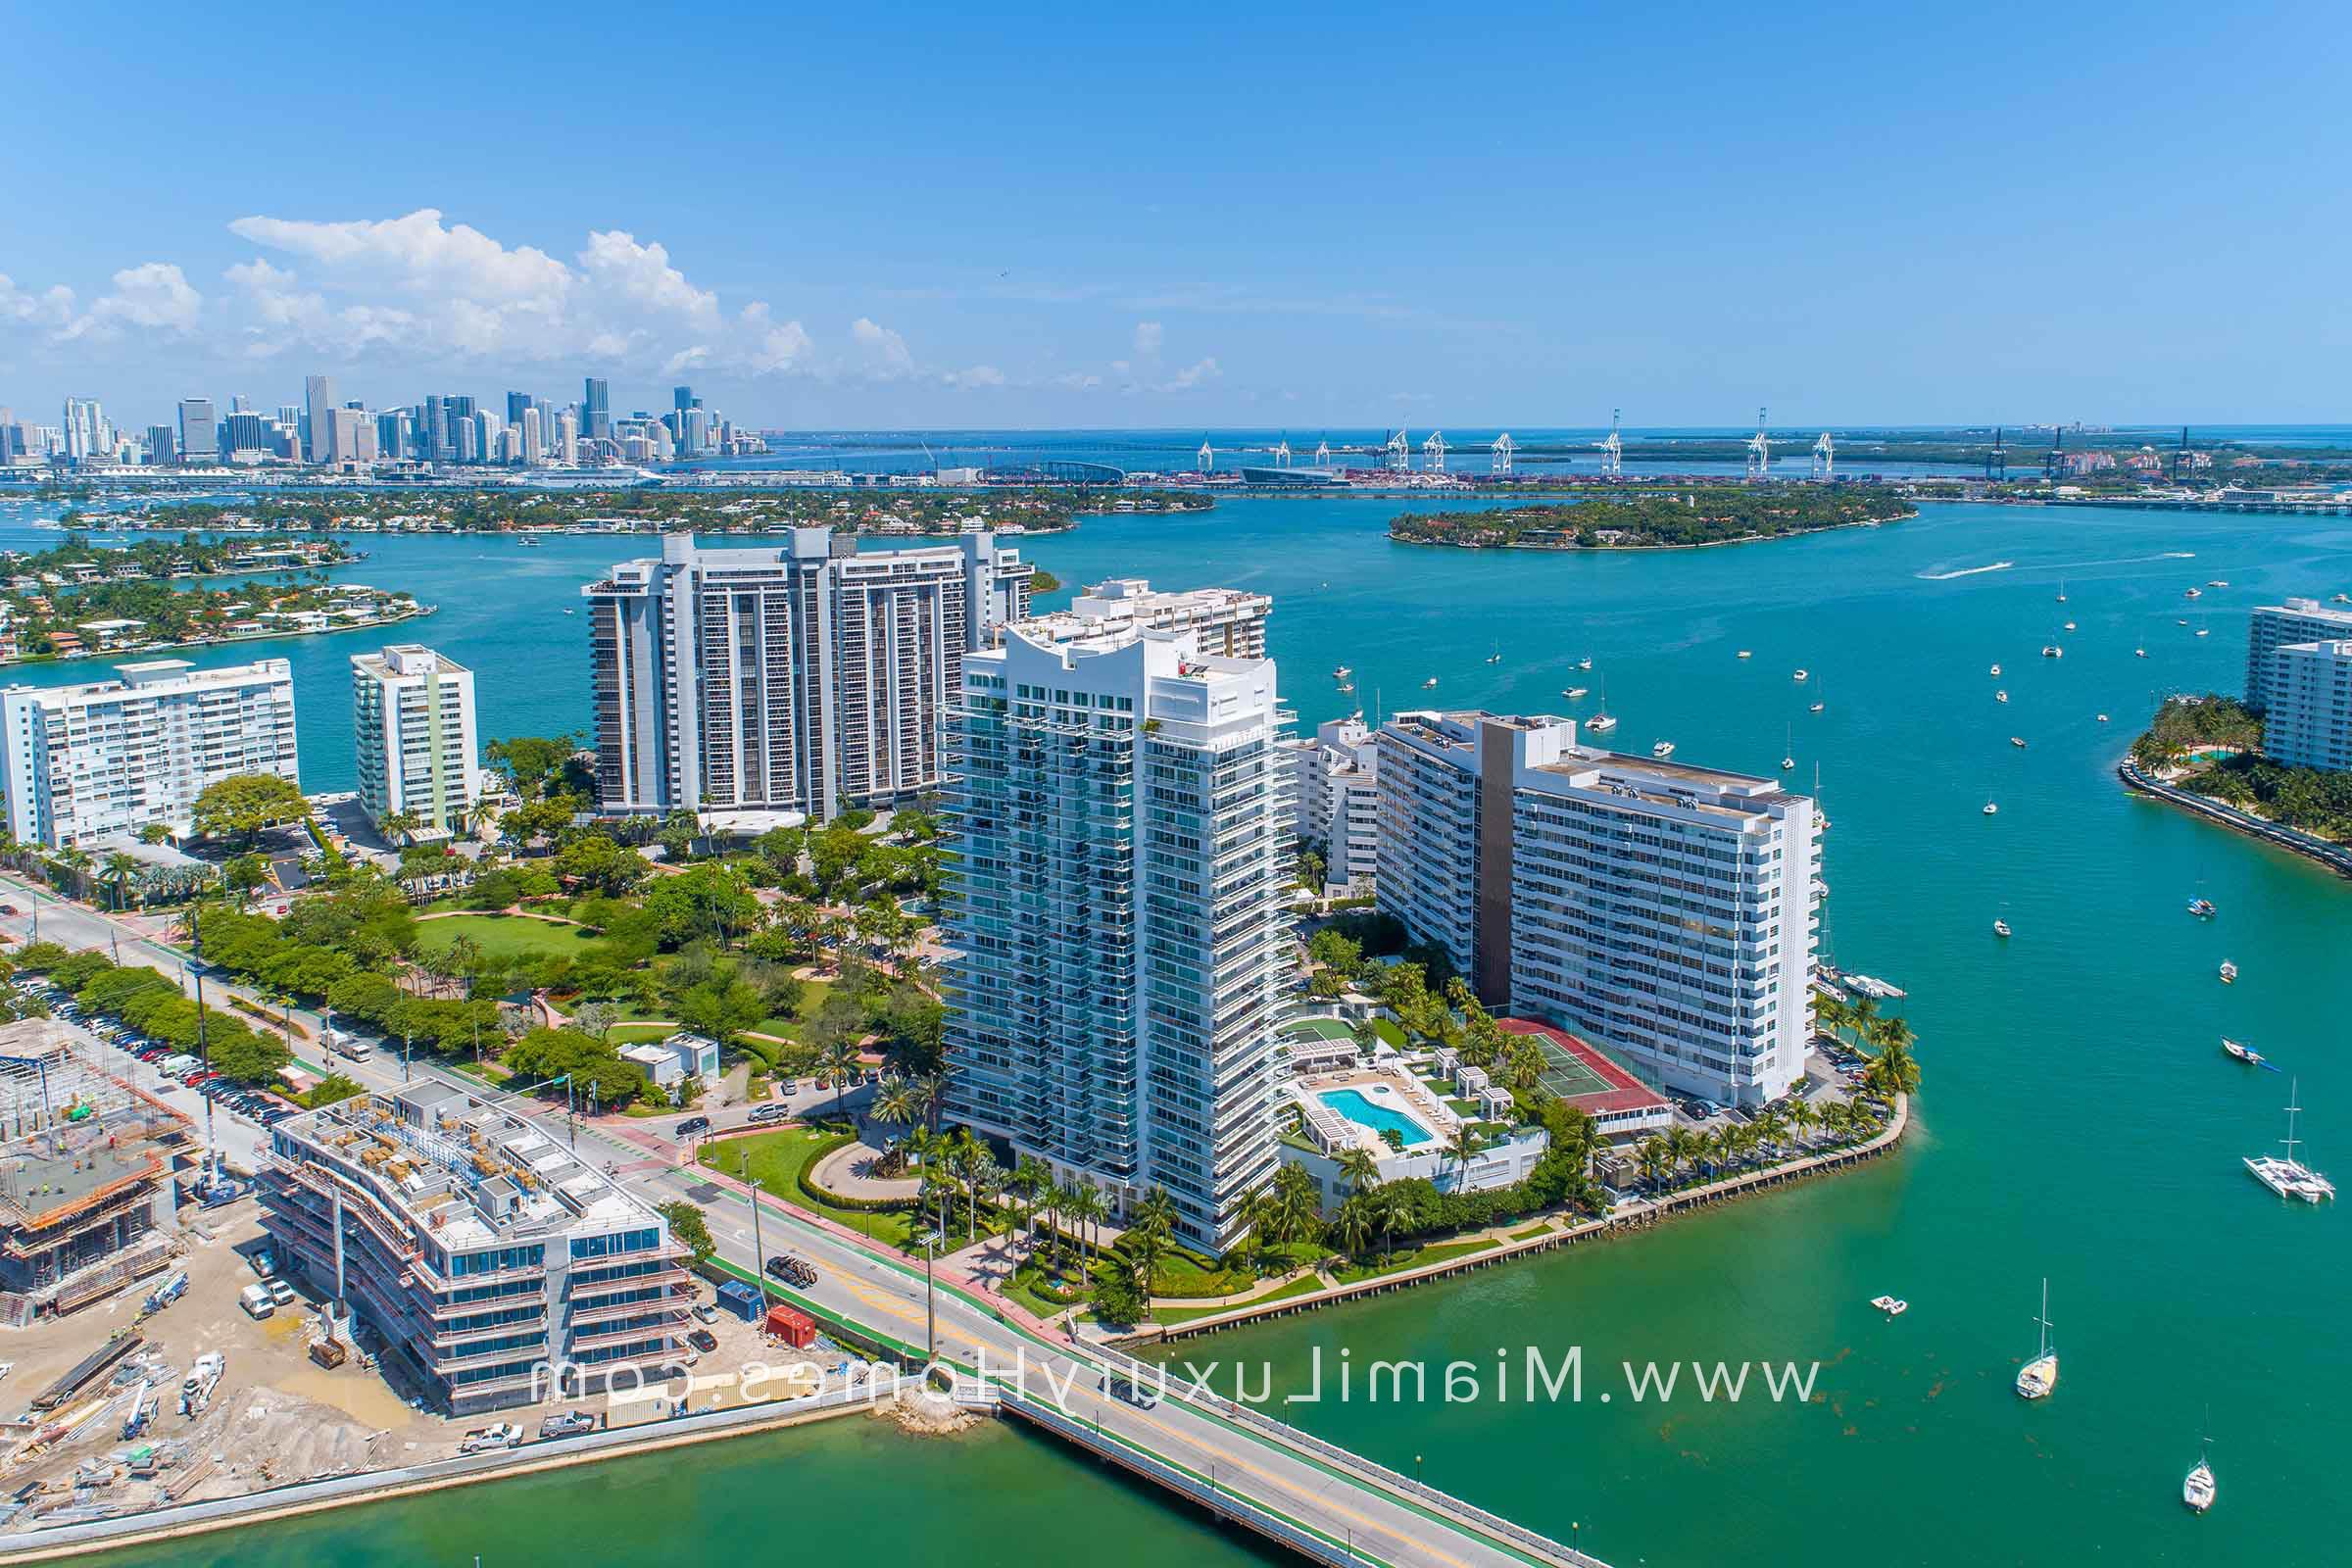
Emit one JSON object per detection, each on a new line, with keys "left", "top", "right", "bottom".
{"left": 1156, "top": 356, "right": 1221, "bottom": 392}
{"left": 577, "top": 229, "right": 718, "bottom": 325}
{"left": 851, "top": 317, "right": 915, "bottom": 377}
{"left": 0, "top": 272, "right": 75, "bottom": 331}
{"left": 229, "top": 210, "right": 569, "bottom": 308}
{"left": 945, "top": 365, "right": 1005, "bottom": 389}
{"left": 55, "top": 263, "right": 202, "bottom": 341}
{"left": 1132, "top": 319, "right": 1164, "bottom": 356}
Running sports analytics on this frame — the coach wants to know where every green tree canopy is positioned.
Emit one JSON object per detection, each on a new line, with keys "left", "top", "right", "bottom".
{"left": 191, "top": 772, "right": 309, "bottom": 849}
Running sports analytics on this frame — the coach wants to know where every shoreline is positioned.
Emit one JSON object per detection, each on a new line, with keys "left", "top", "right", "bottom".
{"left": 0, "top": 602, "right": 434, "bottom": 672}
{"left": 1120, "top": 1093, "right": 1911, "bottom": 1345}
{"left": 2116, "top": 760, "right": 2352, "bottom": 878}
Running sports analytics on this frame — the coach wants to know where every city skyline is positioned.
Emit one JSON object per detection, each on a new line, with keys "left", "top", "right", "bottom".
{"left": 3, "top": 3, "right": 2346, "bottom": 425}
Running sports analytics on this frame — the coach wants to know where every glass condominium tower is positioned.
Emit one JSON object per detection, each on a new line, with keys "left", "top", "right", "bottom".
{"left": 942, "top": 625, "right": 1292, "bottom": 1253}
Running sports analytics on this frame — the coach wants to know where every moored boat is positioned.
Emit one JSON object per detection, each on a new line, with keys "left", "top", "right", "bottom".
{"left": 2184, "top": 1453, "right": 2216, "bottom": 1514}
{"left": 2221, "top": 1038, "right": 2262, "bottom": 1066}
{"left": 1993, "top": 919, "right": 2011, "bottom": 938}
{"left": 2017, "top": 1279, "right": 2059, "bottom": 1399}
{"left": 2219, "top": 959, "right": 2237, "bottom": 984}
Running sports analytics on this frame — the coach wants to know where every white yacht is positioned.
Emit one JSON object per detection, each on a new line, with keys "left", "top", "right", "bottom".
{"left": 1989, "top": 663, "right": 2002, "bottom": 677}
{"left": 1422, "top": 676, "right": 1439, "bottom": 689}
{"left": 2135, "top": 647, "right": 2148, "bottom": 658}
{"left": 1993, "top": 918, "right": 2012, "bottom": 938}
{"left": 1995, "top": 690, "right": 2009, "bottom": 704}
{"left": 1333, "top": 664, "right": 1352, "bottom": 679}
{"left": 2017, "top": 1279, "right": 2058, "bottom": 1399}
{"left": 1584, "top": 712, "right": 1618, "bottom": 734}
{"left": 2245, "top": 1079, "right": 2333, "bottom": 1201}
{"left": 1561, "top": 686, "right": 1588, "bottom": 699}
{"left": 1737, "top": 650, "right": 1752, "bottom": 660}
{"left": 1577, "top": 656, "right": 1593, "bottom": 670}
{"left": 2219, "top": 959, "right": 2237, "bottom": 984}
{"left": 1651, "top": 741, "right": 1676, "bottom": 760}
{"left": 1793, "top": 667, "right": 1809, "bottom": 682}
{"left": 1983, "top": 801, "right": 1999, "bottom": 815}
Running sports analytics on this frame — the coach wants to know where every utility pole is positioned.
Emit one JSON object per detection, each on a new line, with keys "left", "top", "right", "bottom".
{"left": 190, "top": 921, "right": 216, "bottom": 1190}
{"left": 743, "top": 1148, "right": 767, "bottom": 1302}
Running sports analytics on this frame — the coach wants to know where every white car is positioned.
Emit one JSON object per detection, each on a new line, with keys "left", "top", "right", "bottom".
{"left": 458, "top": 1422, "right": 524, "bottom": 1453}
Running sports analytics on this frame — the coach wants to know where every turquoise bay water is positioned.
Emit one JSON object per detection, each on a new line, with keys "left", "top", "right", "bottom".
{"left": 1320, "top": 1087, "right": 1435, "bottom": 1147}
{"left": 6, "top": 494, "right": 2347, "bottom": 1566}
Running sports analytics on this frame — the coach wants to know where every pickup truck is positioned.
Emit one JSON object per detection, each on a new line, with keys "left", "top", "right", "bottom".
{"left": 459, "top": 1422, "right": 524, "bottom": 1453}
{"left": 538, "top": 1410, "right": 598, "bottom": 1440}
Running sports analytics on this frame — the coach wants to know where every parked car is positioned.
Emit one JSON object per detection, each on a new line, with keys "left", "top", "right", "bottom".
{"left": 250, "top": 1249, "right": 276, "bottom": 1277}
{"left": 267, "top": 1278, "right": 296, "bottom": 1307}
{"left": 687, "top": 1328, "right": 719, "bottom": 1353}
{"left": 458, "top": 1422, "right": 523, "bottom": 1453}
{"left": 691, "top": 1301, "right": 719, "bottom": 1325}
{"left": 538, "top": 1410, "right": 597, "bottom": 1440}
{"left": 674, "top": 1116, "right": 712, "bottom": 1139}
{"left": 748, "top": 1102, "right": 791, "bottom": 1125}
{"left": 238, "top": 1283, "right": 275, "bottom": 1319}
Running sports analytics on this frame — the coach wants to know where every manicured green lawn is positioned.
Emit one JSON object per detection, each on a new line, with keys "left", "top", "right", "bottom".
{"left": 416, "top": 913, "right": 602, "bottom": 961}
{"left": 1331, "top": 1238, "right": 1500, "bottom": 1284}
{"left": 1509, "top": 1221, "right": 1554, "bottom": 1242}
{"left": 753, "top": 980, "right": 834, "bottom": 1041}
{"left": 1154, "top": 1274, "right": 1326, "bottom": 1324}
{"left": 698, "top": 1124, "right": 921, "bottom": 1251}
{"left": 606, "top": 1022, "right": 679, "bottom": 1044}
{"left": 1371, "top": 1018, "right": 1408, "bottom": 1049}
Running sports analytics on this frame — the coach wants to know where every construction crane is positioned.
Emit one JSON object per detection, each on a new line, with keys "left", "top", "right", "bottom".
{"left": 1744, "top": 407, "right": 1772, "bottom": 481}
{"left": 1197, "top": 439, "right": 1213, "bottom": 474}
{"left": 1491, "top": 432, "right": 1516, "bottom": 475}
{"left": 1386, "top": 428, "right": 1411, "bottom": 473}
{"left": 1596, "top": 410, "right": 1623, "bottom": 477}
{"left": 1422, "top": 430, "right": 1447, "bottom": 474}
{"left": 1811, "top": 431, "right": 1836, "bottom": 481}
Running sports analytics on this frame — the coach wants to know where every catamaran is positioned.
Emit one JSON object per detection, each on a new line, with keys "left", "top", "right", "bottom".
{"left": 2017, "top": 1278, "right": 2058, "bottom": 1399}
{"left": 2245, "top": 1078, "right": 2334, "bottom": 1201}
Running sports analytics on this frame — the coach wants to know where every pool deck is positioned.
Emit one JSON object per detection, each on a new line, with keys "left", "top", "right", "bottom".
{"left": 1298, "top": 1067, "right": 1460, "bottom": 1156}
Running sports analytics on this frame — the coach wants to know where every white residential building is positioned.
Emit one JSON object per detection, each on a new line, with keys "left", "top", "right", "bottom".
{"left": 583, "top": 529, "right": 1030, "bottom": 824}
{"left": 1375, "top": 710, "right": 1818, "bottom": 1107}
{"left": 1282, "top": 715, "right": 1380, "bottom": 894}
{"left": 352, "top": 644, "right": 483, "bottom": 835}
{"left": 941, "top": 625, "right": 1293, "bottom": 1252}
{"left": 0, "top": 659, "right": 300, "bottom": 848}
{"left": 1014, "top": 577, "right": 1271, "bottom": 660}
{"left": 2262, "top": 639, "right": 2352, "bottom": 772}
{"left": 2246, "top": 598, "right": 2352, "bottom": 713}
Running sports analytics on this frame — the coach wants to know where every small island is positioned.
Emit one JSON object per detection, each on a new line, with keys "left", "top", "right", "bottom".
{"left": 1388, "top": 483, "right": 1916, "bottom": 551}
{"left": 2126, "top": 695, "right": 2352, "bottom": 850}
{"left": 0, "top": 536, "right": 426, "bottom": 666}
{"left": 103, "top": 484, "right": 1211, "bottom": 541}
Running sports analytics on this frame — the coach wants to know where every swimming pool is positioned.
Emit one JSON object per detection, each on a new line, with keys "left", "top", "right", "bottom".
{"left": 1317, "top": 1087, "right": 1434, "bottom": 1148}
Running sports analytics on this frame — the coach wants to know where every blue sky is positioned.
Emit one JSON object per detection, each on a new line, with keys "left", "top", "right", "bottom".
{"left": 3, "top": 0, "right": 2344, "bottom": 429}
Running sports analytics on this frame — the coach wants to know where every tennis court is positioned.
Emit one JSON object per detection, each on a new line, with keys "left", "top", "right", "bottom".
{"left": 1530, "top": 1036, "right": 1615, "bottom": 1099}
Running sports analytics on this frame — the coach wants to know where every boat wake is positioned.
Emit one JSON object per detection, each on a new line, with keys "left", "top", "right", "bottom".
{"left": 1917, "top": 561, "right": 2013, "bottom": 580}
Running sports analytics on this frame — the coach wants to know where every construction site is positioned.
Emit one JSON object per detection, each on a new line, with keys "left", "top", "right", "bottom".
{"left": 0, "top": 1020, "right": 192, "bottom": 1329}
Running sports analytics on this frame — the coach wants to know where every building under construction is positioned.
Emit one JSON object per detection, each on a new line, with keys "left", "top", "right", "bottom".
{"left": 0, "top": 1019, "right": 192, "bottom": 1326}
{"left": 259, "top": 1081, "right": 691, "bottom": 1415}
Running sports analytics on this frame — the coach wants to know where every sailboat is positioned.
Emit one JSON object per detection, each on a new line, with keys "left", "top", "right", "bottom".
{"left": 2016, "top": 1279, "right": 2058, "bottom": 1399}
{"left": 2244, "top": 1077, "right": 2334, "bottom": 1201}
{"left": 1993, "top": 917, "right": 2012, "bottom": 938}
{"left": 1585, "top": 678, "right": 1617, "bottom": 734}
{"left": 1781, "top": 723, "right": 1794, "bottom": 772}
{"left": 2183, "top": 1434, "right": 2216, "bottom": 1514}
{"left": 1486, "top": 639, "right": 1502, "bottom": 664}
{"left": 2056, "top": 579, "right": 2068, "bottom": 603}
{"left": 1809, "top": 677, "right": 1825, "bottom": 714}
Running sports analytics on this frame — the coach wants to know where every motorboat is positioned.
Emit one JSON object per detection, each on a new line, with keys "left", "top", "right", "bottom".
{"left": 2244, "top": 1078, "right": 2333, "bottom": 1201}
{"left": 1989, "top": 663, "right": 2002, "bottom": 677}
{"left": 2187, "top": 898, "right": 2216, "bottom": 918}
{"left": 2207, "top": 579, "right": 2229, "bottom": 588}
{"left": 1562, "top": 686, "right": 1589, "bottom": 699}
{"left": 1333, "top": 665, "right": 1352, "bottom": 679}
{"left": 1577, "top": 657, "right": 1593, "bottom": 670}
{"left": 2219, "top": 960, "right": 2237, "bottom": 984}
{"left": 2096, "top": 713, "right": 2110, "bottom": 722}
{"left": 2135, "top": 647, "right": 2148, "bottom": 658}
{"left": 2017, "top": 1279, "right": 2059, "bottom": 1399}
{"left": 2063, "top": 620, "right": 2077, "bottom": 631}
{"left": 1869, "top": 1296, "right": 1909, "bottom": 1316}
{"left": 2040, "top": 645, "right": 2064, "bottom": 659}
{"left": 1809, "top": 699, "right": 1824, "bottom": 713}
{"left": 2195, "top": 628, "right": 2211, "bottom": 637}
{"left": 2334, "top": 593, "right": 2350, "bottom": 604}
{"left": 2177, "top": 618, "right": 2190, "bottom": 625}
{"left": 1338, "top": 681, "right": 1354, "bottom": 694}
{"left": 1995, "top": 690, "right": 2009, "bottom": 703}
{"left": 2185, "top": 586, "right": 2202, "bottom": 598}
{"left": 1422, "top": 677, "right": 1439, "bottom": 689}
{"left": 1793, "top": 668, "right": 1809, "bottom": 682}
{"left": 2011, "top": 736, "right": 2027, "bottom": 748}
{"left": 1993, "top": 919, "right": 2012, "bottom": 938}
{"left": 1737, "top": 650, "right": 1752, "bottom": 660}
{"left": 2184, "top": 1451, "right": 2216, "bottom": 1514}
{"left": 1983, "top": 802, "right": 1999, "bottom": 815}
{"left": 1781, "top": 723, "right": 1793, "bottom": 771}
{"left": 1652, "top": 741, "right": 1676, "bottom": 759}
{"left": 2221, "top": 1038, "right": 2263, "bottom": 1066}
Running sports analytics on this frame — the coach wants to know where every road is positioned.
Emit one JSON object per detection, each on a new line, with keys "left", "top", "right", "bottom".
{"left": 0, "top": 874, "right": 1596, "bottom": 1568}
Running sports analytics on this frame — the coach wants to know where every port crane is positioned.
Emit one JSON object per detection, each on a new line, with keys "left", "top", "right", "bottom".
{"left": 1491, "top": 432, "right": 1515, "bottom": 475}
{"left": 1313, "top": 438, "right": 1332, "bottom": 466}
{"left": 1811, "top": 430, "right": 1836, "bottom": 481}
{"left": 1271, "top": 438, "right": 1293, "bottom": 468}
{"left": 1386, "top": 428, "right": 1412, "bottom": 473}
{"left": 1197, "top": 439, "right": 1213, "bottom": 473}
{"left": 1744, "top": 407, "right": 1772, "bottom": 481}
{"left": 1596, "top": 410, "right": 1623, "bottom": 477}
{"left": 1422, "top": 430, "right": 1447, "bottom": 474}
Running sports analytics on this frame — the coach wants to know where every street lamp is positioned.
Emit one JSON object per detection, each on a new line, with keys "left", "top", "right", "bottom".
{"left": 916, "top": 1228, "right": 942, "bottom": 1360}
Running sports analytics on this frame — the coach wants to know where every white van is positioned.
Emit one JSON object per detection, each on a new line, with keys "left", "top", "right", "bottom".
{"left": 160, "top": 1054, "right": 202, "bottom": 1077}
{"left": 237, "top": 1283, "right": 274, "bottom": 1319}
{"left": 327, "top": 1031, "right": 371, "bottom": 1062}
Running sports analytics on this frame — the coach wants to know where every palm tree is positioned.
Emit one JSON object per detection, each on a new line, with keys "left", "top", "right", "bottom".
{"left": 1331, "top": 1196, "right": 1375, "bottom": 1262}
{"left": 102, "top": 851, "right": 140, "bottom": 911}
{"left": 966, "top": 1152, "right": 1004, "bottom": 1246}
{"left": 913, "top": 1070, "right": 950, "bottom": 1133}
{"left": 1011, "top": 1155, "right": 1052, "bottom": 1245}
{"left": 57, "top": 846, "right": 93, "bottom": 901}
{"left": 1053, "top": 1180, "right": 1086, "bottom": 1268}
{"left": 1336, "top": 1146, "right": 1381, "bottom": 1197}
{"left": 1446, "top": 1122, "right": 1480, "bottom": 1186}
{"left": 1064, "top": 1181, "right": 1105, "bottom": 1259}
{"left": 872, "top": 1074, "right": 917, "bottom": 1133}
{"left": 1270, "top": 1163, "right": 1321, "bottom": 1247}
{"left": 817, "top": 1039, "right": 861, "bottom": 1125}
{"left": 1637, "top": 1135, "right": 1671, "bottom": 1191}
{"left": 1666, "top": 1125, "right": 1705, "bottom": 1185}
